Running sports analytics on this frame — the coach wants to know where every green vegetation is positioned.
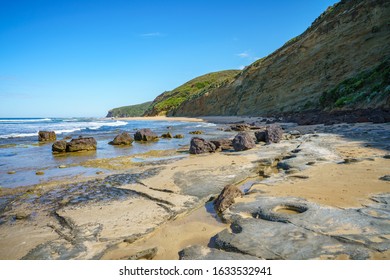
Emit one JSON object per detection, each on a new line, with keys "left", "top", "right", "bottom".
{"left": 106, "top": 101, "right": 153, "bottom": 118}
{"left": 144, "top": 70, "right": 240, "bottom": 116}
{"left": 319, "top": 60, "right": 390, "bottom": 109}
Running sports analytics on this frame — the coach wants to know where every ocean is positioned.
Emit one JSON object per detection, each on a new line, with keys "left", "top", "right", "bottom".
{"left": 0, "top": 117, "right": 226, "bottom": 188}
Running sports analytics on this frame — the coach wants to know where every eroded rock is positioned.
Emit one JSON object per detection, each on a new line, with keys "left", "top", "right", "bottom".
{"left": 214, "top": 185, "right": 243, "bottom": 213}
{"left": 134, "top": 129, "right": 158, "bottom": 141}
{"left": 189, "top": 137, "right": 216, "bottom": 154}
{"left": 38, "top": 131, "right": 56, "bottom": 142}
{"left": 232, "top": 132, "right": 256, "bottom": 151}
{"left": 52, "top": 140, "right": 67, "bottom": 153}
{"left": 67, "top": 137, "right": 97, "bottom": 152}
{"left": 109, "top": 132, "right": 134, "bottom": 145}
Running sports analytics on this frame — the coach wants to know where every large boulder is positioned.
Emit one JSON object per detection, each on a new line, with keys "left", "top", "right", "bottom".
{"left": 134, "top": 129, "right": 158, "bottom": 141}
{"left": 189, "top": 137, "right": 216, "bottom": 154}
{"left": 232, "top": 132, "right": 256, "bottom": 151}
{"left": 109, "top": 132, "right": 133, "bottom": 145}
{"left": 210, "top": 139, "right": 233, "bottom": 151}
{"left": 230, "top": 124, "right": 250, "bottom": 131}
{"left": 214, "top": 185, "right": 243, "bottom": 213}
{"left": 52, "top": 140, "right": 67, "bottom": 153}
{"left": 66, "top": 137, "right": 97, "bottom": 152}
{"left": 265, "top": 124, "right": 283, "bottom": 143}
{"left": 254, "top": 130, "right": 266, "bottom": 142}
{"left": 255, "top": 124, "right": 283, "bottom": 143}
{"left": 38, "top": 131, "right": 56, "bottom": 142}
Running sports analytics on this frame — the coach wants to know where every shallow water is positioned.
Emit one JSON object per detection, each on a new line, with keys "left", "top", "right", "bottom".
{"left": 0, "top": 118, "right": 233, "bottom": 188}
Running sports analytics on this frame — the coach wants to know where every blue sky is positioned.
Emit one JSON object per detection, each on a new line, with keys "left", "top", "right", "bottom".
{"left": 0, "top": 0, "right": 338, "bottom": 117}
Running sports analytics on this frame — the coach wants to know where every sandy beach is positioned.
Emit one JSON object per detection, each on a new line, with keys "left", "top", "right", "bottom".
{"left": 0, "top": 118, "right": 389, "bottom": 260}
{"left": 113, "top": 116, "right": 206, "bottom": 122}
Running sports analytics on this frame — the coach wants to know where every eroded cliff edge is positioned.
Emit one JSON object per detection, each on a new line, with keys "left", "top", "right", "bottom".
{"left": 174, "top": 0, "right": 390, "bottom": 116}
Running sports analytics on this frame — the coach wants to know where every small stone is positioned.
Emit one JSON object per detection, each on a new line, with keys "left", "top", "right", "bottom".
{"left": 379, "top": 175, "right": 390, "bottom": 181}
{"left": 160, "top": 132, "right": 173, "bottom": 139}
{"left": 214, "top": 185, "right": 243, "bottom": 213}
{"left": 7, "top": 171, "right": 16, "bottom": 174}
{"left": 306, "top": 161, "right": 316, "bottom": 166}
{"left": 96, "top": 171, "right": 104, "bottom": 175}
{"left": 35, "top": 171, "right": 45, "bottom": 176}
{"left": 59, "top": 165, "right": 67, "bottom": 168}
{"left": 173, "top": 134, "right": 184, "bottom": 139}
{"left": 15, "top": 212, "right": 29, "bottom": 220}
{"left": 189, "top": 130, "right": 203, "bottom": 135}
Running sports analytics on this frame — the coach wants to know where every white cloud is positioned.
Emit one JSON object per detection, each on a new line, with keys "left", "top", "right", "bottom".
{"left": 237, "top": 52, "right": 249, "bottom": 58}
{"left": 140, "top": 32, "right": 164, "bottom": 37}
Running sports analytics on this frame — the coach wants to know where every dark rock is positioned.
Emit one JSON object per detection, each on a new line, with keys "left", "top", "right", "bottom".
{"left": 230, "top": 124, "right": 250, "bottom": 131}
{"left": 36, "top": 171, "right": 45, "bottom": 176}
{"left": 383, "top": 155, "right": 390, "bottom": 159}
{"left": 109, "top": 132, "right": 133, "bottom": 145}
{"left": 52, "top": 140, "right": 68, "bottom": 153}
{"left": 232, "top": 132, "right": 256, "bottom": 151}
{"left": 38, "top": 131, "right": 56, "bottom": 142}
{"left": 189, "top": 137, "right": 216, "bottom": 154}
{"left": 264, "top": 124, "right": 283, "bottom": 143}
{"left": 160, "top": 132, "right": 173, "bottom": 139}
{"left": 189, "top": 130, "right": 203, "bottom": 135}
{"left": 214, "top": 185, "right": 243, "bottom": 213}
{"left": 254, "top": 130, "right": 266, "bottom": 142}
{"left": 66, "top": 137, "right": 97, "bottom": 152}
{"left": 173, "top": 134, "right": 184, "bottom": 139}
{"left": 134, "top": 129, "right": 158, "bottom": 141}
{"left": 210, "top": 139, "right": 233, "bottom": 151}
{"left": 379, "top": 175, "right": 390, "bottom": 181}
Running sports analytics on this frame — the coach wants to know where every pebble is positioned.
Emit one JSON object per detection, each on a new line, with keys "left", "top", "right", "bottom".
{"left": 7, "top": 171, "right": 16, "bottom": 174}
{"left": 36, "top": 171, "right": 45, "bottom": 176}
{"left": 15, "top": 212, "right": 29, "bottom": 220}
{"left": 379, "top": 175, "right": 390, "bottom": 182}
{"left": 96, "top": 171, "right": 104, "bottom": 175}
{"left": 59, "top": 165, "right": 67, "bottom": 168}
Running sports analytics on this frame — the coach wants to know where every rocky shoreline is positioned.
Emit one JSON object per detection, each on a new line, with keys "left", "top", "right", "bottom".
{"left": 0, "top": 118, "right": 389, "bottom": 260}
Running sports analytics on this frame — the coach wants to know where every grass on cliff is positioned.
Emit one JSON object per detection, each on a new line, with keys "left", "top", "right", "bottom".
{"left": 319, "top": 60, "right": 390, "bottom": 109}
{"left": 106, "top": 101, "right": 153, "bottom": 117}
{"left": 145, "top": 70, "right": 240, "bottom": 116}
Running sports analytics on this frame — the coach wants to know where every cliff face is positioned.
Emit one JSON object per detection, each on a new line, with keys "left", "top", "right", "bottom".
{"left": 174, "top": 0, "right": 390, "bottom": 116}
{"left": 143, "top": 70, "right": 240, "bottom": 116}
{"left": 106, "top": 101, "right": 152, "bottom": 118}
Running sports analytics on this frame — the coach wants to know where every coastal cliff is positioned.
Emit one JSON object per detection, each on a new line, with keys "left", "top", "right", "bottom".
{"left": 173, "top": 0, "right": 390, "bottom": 116}
{"left": 106, "top": 101, "right": 152, "bottom": 118}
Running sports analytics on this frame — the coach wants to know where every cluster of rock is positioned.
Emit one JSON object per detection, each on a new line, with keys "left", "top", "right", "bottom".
{"left": 48, "top": 128, "right": 187, "bottom": 153}
{"left": 189, "top": 124, "right": 287, "bottom": 154}
{"left": 52, "top": 137, "right": 97, "bottom": 153}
